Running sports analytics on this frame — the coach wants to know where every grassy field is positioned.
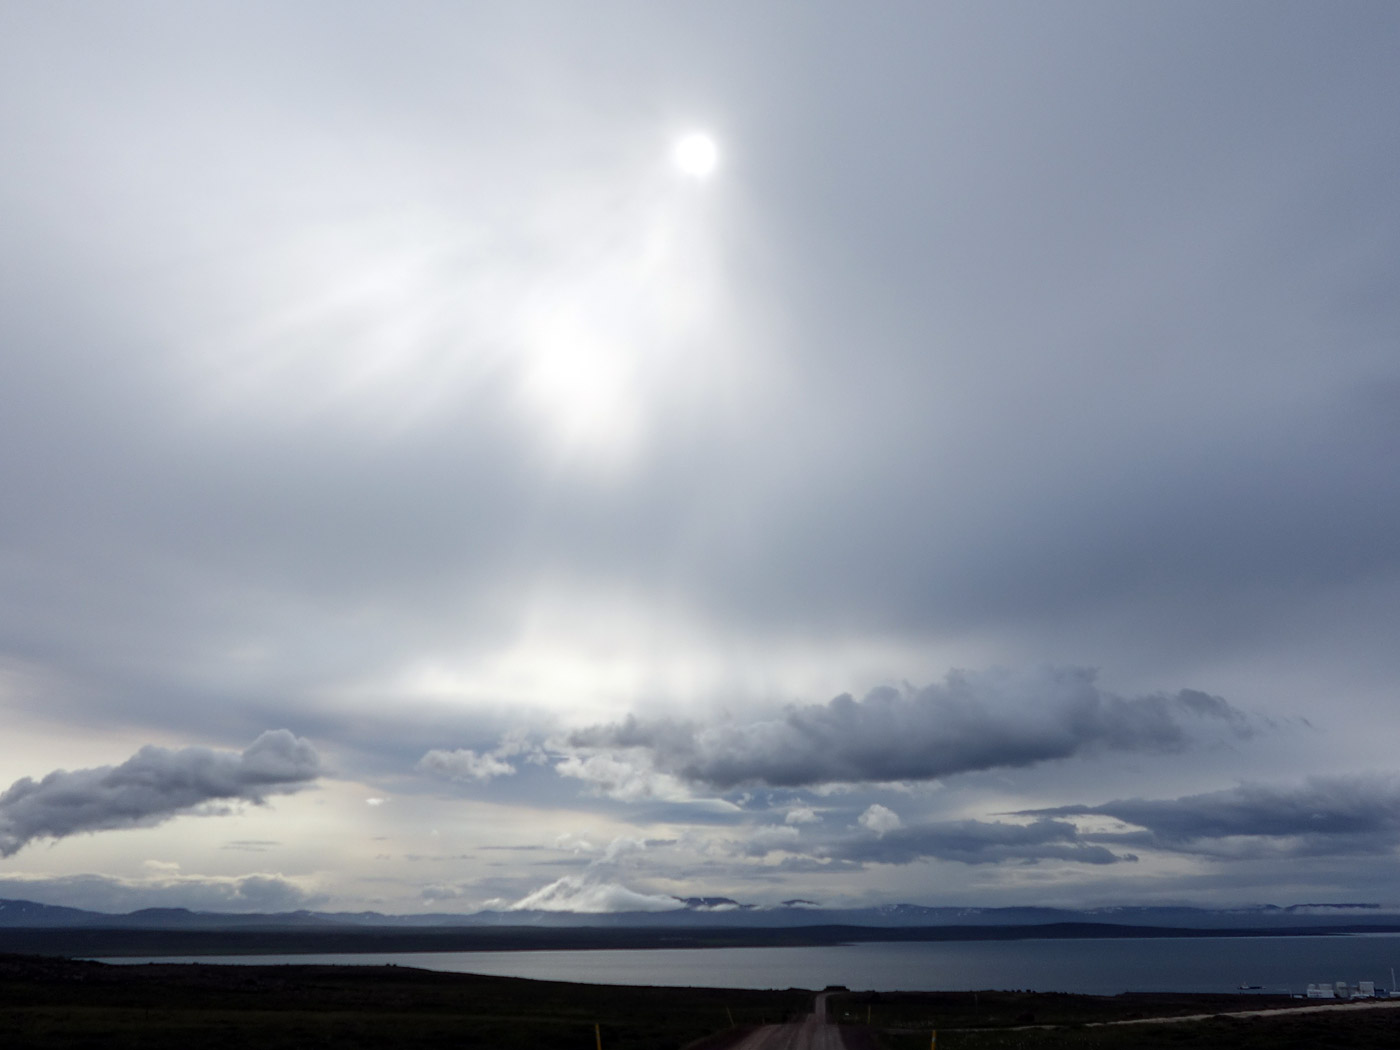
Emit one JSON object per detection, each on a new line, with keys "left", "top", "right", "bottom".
{"left": 0, "top": 954, "right": 809, "bottom": 1049}
{"left": 830, "top": 988, "right": 1299, "bottom": 1028}
{"left": 869, "top": 1010, "right": 1400, "bottom": 1050}
{"left": 828, "top": 989, "right": 1400, "bottom": 1050}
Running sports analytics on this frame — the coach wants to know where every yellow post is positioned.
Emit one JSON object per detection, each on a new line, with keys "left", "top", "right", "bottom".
{"left": 595, "top": 1022, "right": 602, "bottom": 1050}
{"left": 930, "top": 1030, "right": 937, "bottom": 1050}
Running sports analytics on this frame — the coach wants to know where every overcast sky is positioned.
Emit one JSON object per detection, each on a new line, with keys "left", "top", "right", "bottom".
{"left": 2, "top": 1, "right": 1399, "bottom": 916}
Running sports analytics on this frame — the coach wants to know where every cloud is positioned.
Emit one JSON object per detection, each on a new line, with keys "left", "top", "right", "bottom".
{"left": 567, "top": 667, "right": 1255, "bottom": 791}
{"left": 420, "top": 883, "right": 468, "bottom": 902}
{"left": 0, "top": 731, "right": 321, "bottom": 857}
{"left": 828, "top": 818, "right": 1128, "bottom": 867}
{"left": 417, "top": 748, "right": 516, "bottom": 783}
{"left": 553, "top": 750, "right": 691, "bottom": 802}
{"left": 858, "top": 804, "right": 902, "bottom": 835}
{"left": 736, "top": 824, "right": 803, "bottom": 858}
{"left": 0, "top": 871, "right": 324, "bottom": 913}
{"left": 785, "top": 807, "right": 820, "bottom": 825}
{"left": 728, "top": 810, "right": 1130, "bottom": 868}
{"left": 2, "top": 3, "right": 1398, "bottom": 915}
{"left": 1026, "top": 776, "right": 1400, "bottom": 858}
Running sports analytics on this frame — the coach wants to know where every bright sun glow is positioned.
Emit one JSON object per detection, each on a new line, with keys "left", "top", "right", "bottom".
{"left": 673, "top": 133, "right": 719, "bottom": 178}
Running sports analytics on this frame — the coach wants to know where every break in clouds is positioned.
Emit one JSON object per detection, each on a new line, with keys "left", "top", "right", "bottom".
{"left": 0, "top": 731, "right": 321, "bottom": 857}
{"left": 561, "top": 667, "right": 1255, "bottom": 794}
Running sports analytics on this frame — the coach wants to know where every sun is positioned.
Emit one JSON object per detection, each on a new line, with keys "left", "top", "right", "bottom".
{"left": 672, "top": 133, "right": 719, "bottom": 179}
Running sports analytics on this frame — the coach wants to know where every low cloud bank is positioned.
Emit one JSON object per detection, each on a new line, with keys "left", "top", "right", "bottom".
{"left": 1026, "top": 776, "right": 1400, "bottom": 858}
{"left": 752, "top": 776, "right": 1400, "bottom": 871}
{"left": 0, "top": 730, "right": 321, "bottom": 857}
{"left": 0, "top": 870, "right": 324, "bottom": 913}
{"left": 829, "top": 817, "right": 1128, "bottom": 866}
{"left": 735, "top": 809, "right": 1131, "bottom": 867}
{"left": 567, "top": 667, "right": 1254, "bottom": 791}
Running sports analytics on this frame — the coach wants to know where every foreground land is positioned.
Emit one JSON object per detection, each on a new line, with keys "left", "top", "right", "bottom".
{"left": 3, "top": 954, "right": 1400, "bottom": 1048}
{"left": 0, "top": 954, "right": 809, "bottom": 1049}
{"left": 828, "top": 988, "right": 1400, "bottom": 1050}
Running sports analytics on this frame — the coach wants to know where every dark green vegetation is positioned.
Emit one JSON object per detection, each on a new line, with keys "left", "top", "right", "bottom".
{"left": 0, "top": 954, "right": 809, "bottom": 1049}
{"left": 4, "top": 921, "right": 1398, "bottom": 959}
{"left": 829, "top": 990, "right": 1400, "bottom": 1050}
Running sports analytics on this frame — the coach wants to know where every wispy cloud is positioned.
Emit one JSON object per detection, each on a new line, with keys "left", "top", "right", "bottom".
{"left": 417, "top": 748, "right": 516, "bottom": 783}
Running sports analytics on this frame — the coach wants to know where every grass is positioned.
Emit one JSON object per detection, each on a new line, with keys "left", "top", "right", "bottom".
{"left": 0, "top": 954, "right": 809, "bottom": 1049}
{"left": 829, "top": 989, "right": 1299, "bottom": 1029}
{"left": 872, "top": 1010, "right": 1400, "bottom": 1050}
{"left": 827, "top": 989, "right": 1400, "bottom": 1050}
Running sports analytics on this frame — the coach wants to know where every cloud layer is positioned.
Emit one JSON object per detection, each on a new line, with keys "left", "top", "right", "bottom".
{"left": 1, "top": 3, "right": 1398, "bottom": 913}
{"left": 0, "top": 731, "right": 321, "bottom": 857}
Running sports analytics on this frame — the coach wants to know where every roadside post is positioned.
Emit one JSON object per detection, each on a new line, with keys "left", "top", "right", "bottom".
{"left": 595, "top": 1022, "right": 602, "bottom": 1050}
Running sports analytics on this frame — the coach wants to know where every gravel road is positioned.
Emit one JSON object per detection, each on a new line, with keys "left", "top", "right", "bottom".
{"left": 726, "top": 992, "right": 853, "bottom": 1050}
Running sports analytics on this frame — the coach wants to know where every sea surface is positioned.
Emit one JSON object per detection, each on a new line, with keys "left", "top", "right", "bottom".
{"left": 96, "top": 933, "right": 1400, "bottom": 995}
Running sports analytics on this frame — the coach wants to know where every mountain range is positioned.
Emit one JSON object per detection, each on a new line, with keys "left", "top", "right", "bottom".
{"left": 3, "top": 897, "right": 1396, "bottom": 931}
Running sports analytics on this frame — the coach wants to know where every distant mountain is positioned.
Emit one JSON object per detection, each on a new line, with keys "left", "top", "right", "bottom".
{"left": 3, "top": 897, "right": 1398, "bottom": 932}
{"left": 0, "top": 899, "right": 99, "bottom": 928}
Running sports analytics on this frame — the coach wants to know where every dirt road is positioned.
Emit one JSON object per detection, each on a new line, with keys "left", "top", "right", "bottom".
{"left": 726, "top": 992, "right": 850, "bottom": 1050}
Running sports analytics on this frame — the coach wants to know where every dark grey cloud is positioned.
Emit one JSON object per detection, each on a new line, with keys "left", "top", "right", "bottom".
{"left": 0, "top": 731, "right": 321, "bottom": 857}
{"left": 568, "top": 668, "right": 1254, "bottom": 790}
{"left": 1025, "top": 776, "right": 1400, "bottom": 858}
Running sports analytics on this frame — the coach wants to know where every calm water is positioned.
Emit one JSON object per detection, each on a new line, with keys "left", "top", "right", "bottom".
{"left": 96, "top": 933, "right": 1400, "bottom": 995}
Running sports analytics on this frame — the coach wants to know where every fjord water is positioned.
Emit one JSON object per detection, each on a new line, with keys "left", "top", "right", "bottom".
{"left": 99, "top": 933, "right": 1400, "bottom": 994}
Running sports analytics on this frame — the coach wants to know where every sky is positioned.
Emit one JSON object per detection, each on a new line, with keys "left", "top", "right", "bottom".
{"left": 2, "top": 1, "right": 1399, "bottom": 917}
